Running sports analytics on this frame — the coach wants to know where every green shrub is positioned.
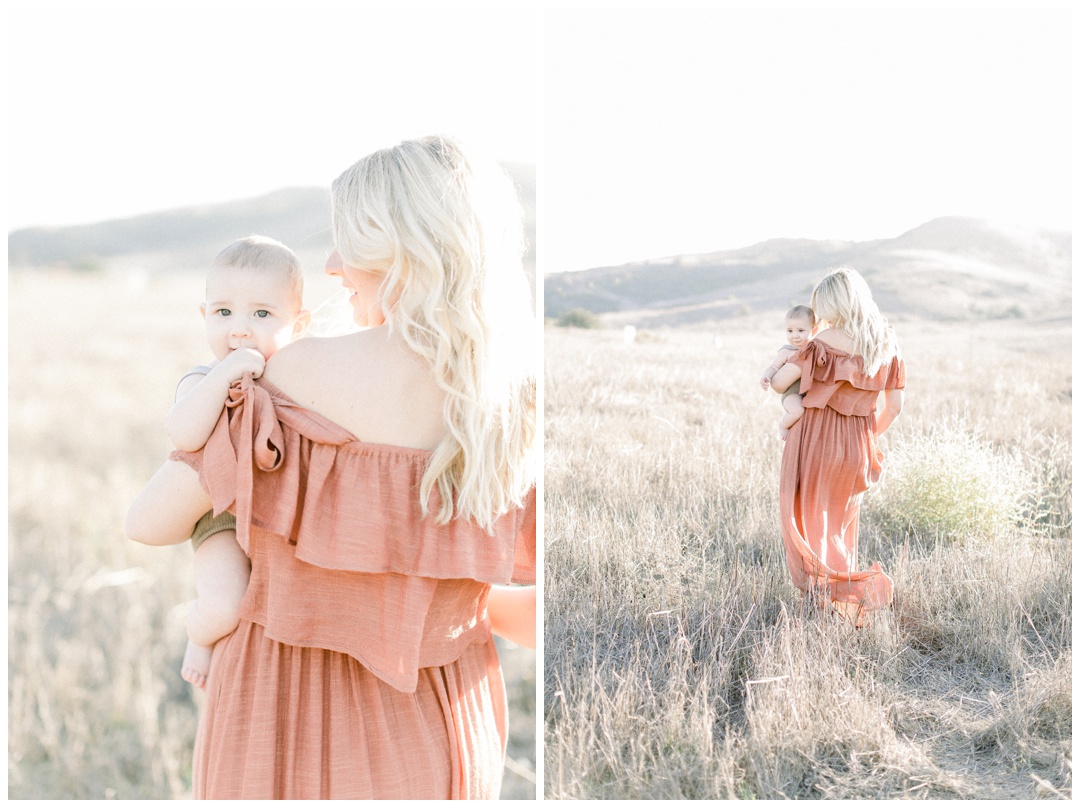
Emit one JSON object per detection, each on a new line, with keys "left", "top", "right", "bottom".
{"left": 868, "top": 425, "right": 1029, "bottom": 542}
{"left": 557, "top": 308, "right": 601, "bottom": 329}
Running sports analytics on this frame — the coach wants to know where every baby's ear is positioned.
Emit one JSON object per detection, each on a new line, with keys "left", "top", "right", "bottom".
{"left": 199, "top": 304, "right": 206, "bottom": 318}
{"left": 294, "top": 309, "right": 312, "bottom": 336}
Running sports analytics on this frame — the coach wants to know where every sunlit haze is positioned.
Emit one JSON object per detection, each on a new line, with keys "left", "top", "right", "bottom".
{"left": 544, "top": 8, "right": 1071, "bottom": 273}
{"left": 7, "top": 7, "right": 1071, "bottom": 275}
{"left": 7, "top": 7, "right": 537, "bottom": 231}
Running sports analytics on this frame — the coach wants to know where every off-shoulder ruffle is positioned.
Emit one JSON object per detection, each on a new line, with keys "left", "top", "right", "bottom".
{"left": 170, "top": 375, "right": 534, "bottom": 692}
{"left": 170, "top": 375, "right": 536, "bottom": 586}
{"left": 789, "top": 339, "right": 906, "bottom": 416}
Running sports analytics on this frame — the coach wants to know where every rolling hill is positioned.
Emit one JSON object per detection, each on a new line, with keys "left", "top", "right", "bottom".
{"left": 7, "top": 162, "right": 536, "bottom": 280}
{"left": 544, "top": 218, "right": 1071, "bottom": 325}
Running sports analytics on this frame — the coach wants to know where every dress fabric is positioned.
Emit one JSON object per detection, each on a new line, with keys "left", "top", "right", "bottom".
{"left": 171, "top": 376, "right": 536, "bottom": 799}
{"left": 779, "top": 339, "right": 905, "bottom": 612}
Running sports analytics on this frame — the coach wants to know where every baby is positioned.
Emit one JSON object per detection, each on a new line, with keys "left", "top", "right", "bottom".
{"left": 759, "top": 304, "right": 817, "bottom": 439}
{"left": 167, "top": 235, "right": 310, "bottom": 688}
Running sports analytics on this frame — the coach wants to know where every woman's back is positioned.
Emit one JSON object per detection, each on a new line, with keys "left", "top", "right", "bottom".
{"left": 263, "top": 326, "right": 447, "bottom": 450}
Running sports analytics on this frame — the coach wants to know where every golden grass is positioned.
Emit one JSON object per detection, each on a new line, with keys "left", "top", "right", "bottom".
{"left": 7, "top": 268, "right": 536, "bottom": 799}
{"left": 544, "top": 316, "right": 1071, "bottom": 799}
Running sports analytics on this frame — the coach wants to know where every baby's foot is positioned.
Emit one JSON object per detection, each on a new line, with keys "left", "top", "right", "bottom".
{"left": 181, "top": 640, "right": 212, "bottom": 690}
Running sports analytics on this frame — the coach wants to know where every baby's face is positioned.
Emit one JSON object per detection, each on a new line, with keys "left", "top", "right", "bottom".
{"left": 201, "top": 265, "right": 306, "bottom": 361}
{"left": 785, "top": 316, "right": 814, "bottom": 348}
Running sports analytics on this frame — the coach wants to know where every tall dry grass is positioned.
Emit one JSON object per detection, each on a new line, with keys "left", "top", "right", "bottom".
{"left": 544, "top": 316, "right": 1071, "bottom": 799}
{"left": 7, "top": 268, "right": 536, "bottom": 799}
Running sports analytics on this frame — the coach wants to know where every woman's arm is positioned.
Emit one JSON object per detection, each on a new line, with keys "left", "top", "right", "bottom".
{"left": 487, "top": 585, "right": 536, "bottom": 649}
{"left": 770, "top": 361, "right": 801, "bottom": 393}
{"left": 126, "top": 460, "right": 213, "bottom": 546}
{"left": 874, "top": 389, "right": 904, "bottom": 436}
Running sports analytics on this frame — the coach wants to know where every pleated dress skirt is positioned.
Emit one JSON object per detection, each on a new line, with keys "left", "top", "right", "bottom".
{"left": 193, "top": 620, "right": 508, "bottom": 799}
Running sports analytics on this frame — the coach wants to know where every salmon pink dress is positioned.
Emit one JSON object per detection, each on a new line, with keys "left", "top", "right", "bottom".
{"left": 779, "top": 339, "right": 905, "bottom": 614}
{"left": 171, "top": 377, "right": 536, "bottom": 799}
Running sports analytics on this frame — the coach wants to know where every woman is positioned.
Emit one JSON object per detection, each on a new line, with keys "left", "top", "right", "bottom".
{"left": 770, "top": 266, "right": 904, "bottom": 622}
{"left": 127, "top": 136, "right": 536, "bottom": 798}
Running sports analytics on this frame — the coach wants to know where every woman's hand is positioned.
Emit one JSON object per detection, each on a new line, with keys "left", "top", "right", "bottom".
{"left": 126, "top": 460, "right": 213, "bottom": 546}
{"left": 487, "top": 585, "right": 536, "bottom": 649}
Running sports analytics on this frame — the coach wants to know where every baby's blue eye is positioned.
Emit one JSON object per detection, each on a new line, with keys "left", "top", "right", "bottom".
{"left": 218, "top": 309, "right": 232, "bottom": 317}
{"left": 255, "top": 310, "right": 270, "bottom": 318}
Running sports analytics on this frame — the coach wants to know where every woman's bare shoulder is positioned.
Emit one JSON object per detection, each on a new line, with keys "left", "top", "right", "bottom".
{"left": 262, "top": 334, "right": 364, "bottom": 402}
{"left": 268, "top": 329, "right": 427, "bottom": 386}
{"left": 812, "top": 328, "right": 853, "bottom": 351}
{"left": 263, "top": 329, "right": 445, "bottom": 447}
{"left": 266, "top": 335, "right": 330, "bottom": 377}
{"left": 267, "top": 334, "right": 329, "bottom": 367}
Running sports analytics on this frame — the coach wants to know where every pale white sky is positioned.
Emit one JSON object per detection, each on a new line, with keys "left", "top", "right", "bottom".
{"left": 543, "top": 8, "right": 1072, "bottom": 273}
{"left": 7, "top": 7, "right": 1072, "bottom": 276}
{"left": 6, "top": 5, "right": 538, "bottom": 231}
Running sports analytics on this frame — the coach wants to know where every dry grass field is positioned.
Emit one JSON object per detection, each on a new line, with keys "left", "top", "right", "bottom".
{"left": 544, "top": 314, "right": 1071, "bottom": 799}
{"left": 7, "top": 268, "right": 536, "bottom": 799}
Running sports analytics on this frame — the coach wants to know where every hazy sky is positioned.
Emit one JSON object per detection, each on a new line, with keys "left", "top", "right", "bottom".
{"left": 6, "top": 6, "right": 538, "bottom": 231}
{"left": 544, "top": 8, "right": 1072, "bottom": 273}
{"left": 7, "top": 7, "right": 1071, "bottom": 277}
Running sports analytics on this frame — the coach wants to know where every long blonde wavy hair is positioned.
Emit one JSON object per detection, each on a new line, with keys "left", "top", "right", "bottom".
{"left": 810, "top": 266, "right": 894, "bottom": 377}
{"left": 331, "top": 135, "right": 536, "bottom": 531}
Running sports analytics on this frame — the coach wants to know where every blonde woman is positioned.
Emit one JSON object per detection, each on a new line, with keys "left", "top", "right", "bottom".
{"left": 127, "top": 136, "right": 536, "bottom": 798}
{"left": 769, "top": 266, "right": 904, "bottom": 623}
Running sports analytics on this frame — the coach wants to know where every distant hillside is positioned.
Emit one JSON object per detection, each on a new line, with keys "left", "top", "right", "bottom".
{"left": 544, "top": 218, "right": 1071, "bottom": 325}
{"left": 8, "top": 188, "right": 334, "bottom": 273}
{"left": 8, "top": 162, "right": 536, "bottom": 278}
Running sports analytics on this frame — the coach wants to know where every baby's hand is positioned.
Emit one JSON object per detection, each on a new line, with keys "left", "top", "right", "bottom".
{"left": 217, "top": 348, "right": 266, "bottom": 382}
{"left": 759, "top": 375, "right": 772, "bottom": 390}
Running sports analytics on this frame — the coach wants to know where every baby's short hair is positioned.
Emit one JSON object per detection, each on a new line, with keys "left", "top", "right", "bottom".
{"left": 211, "top": 235, "right": 303, "bottom": 306}
{"left": 786, "top": 304, "right": 815, "bottom": 324}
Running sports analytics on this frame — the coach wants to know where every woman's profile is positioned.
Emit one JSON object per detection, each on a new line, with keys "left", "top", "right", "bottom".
{"left": 769, "top": 265, "right": 905, "bottom": 622}
{"left": 126, "top": 135, "right": 537, "bottom": 799}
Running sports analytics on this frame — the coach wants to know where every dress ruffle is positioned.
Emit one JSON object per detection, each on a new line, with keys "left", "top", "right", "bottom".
{"left": 170, "top": 374, "right": 536, "bottom": 692}
{"left": 790, "top": 339, "right": 906, "bottom": 416}
{"left": 171, "top": 375, "right": 535, "bottom": 585}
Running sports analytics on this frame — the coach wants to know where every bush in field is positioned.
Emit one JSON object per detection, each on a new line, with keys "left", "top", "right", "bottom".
{"left": 557, "top": 308, "right": 601, "bottom": 329}
{"left": 868, "top": 425, "right": 1029, "bottom": 543}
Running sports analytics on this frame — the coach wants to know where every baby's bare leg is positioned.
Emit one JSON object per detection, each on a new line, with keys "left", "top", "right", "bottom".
{"left": 779, "top": 394, "right": 805, "bottom": 438}
{"left": 181, "top": 530, "right": 250, "bottom": 689}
